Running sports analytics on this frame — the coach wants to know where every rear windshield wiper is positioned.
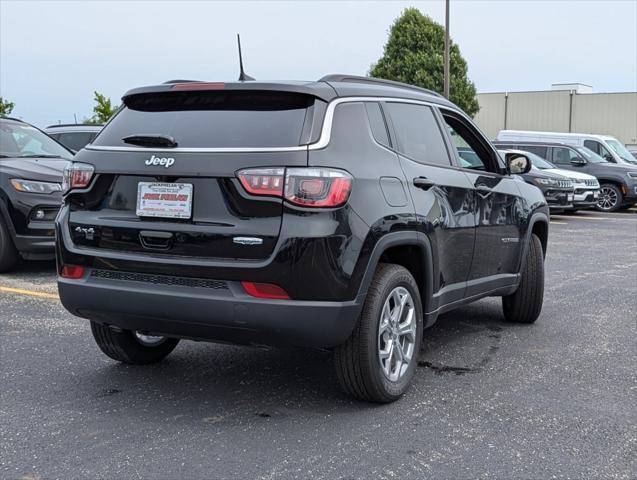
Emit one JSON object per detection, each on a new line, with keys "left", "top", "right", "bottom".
{"left": 17, "top": 154, "right": 64, "bottom": 158}
{"left": 122, "top": 134, "right": 178, "bottom": 148}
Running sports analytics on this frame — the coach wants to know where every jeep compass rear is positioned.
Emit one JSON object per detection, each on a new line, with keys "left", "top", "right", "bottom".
{"left": 57, "top": 77, "right": 549, "bottom": 402}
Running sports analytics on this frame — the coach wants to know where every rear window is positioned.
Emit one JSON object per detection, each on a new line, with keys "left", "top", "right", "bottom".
{"left": 93, "top": 91, "right": 314, "bottom": 149}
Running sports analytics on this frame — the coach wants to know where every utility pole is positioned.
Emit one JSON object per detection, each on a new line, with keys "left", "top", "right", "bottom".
{"left": 444, "top": 0, "right": 450, "bottom": 99}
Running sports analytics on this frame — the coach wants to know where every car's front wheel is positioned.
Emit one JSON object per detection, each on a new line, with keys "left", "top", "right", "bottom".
{"left": 596, "top": 184, "right": 623, "bottom": 212}
{"left": 0, "top": 216, "right": 19, "bottom": 273}
{"left": 502, "top": 233, "right": 544, "bottom": 324}
{"left": 90, "top": 322, "right": 179, "bottom": 364}
{"left": 334, "top": 264, "right": 423, "bottom": 403}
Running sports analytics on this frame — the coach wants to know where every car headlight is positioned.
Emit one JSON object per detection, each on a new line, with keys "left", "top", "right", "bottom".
{"left": 534, "top": 178, "right": 558, "bottom": 186}
{"left": 10, "top": 179, "right": 62, "bottom": 194}
{"left": 627, "top": 172, "right": 637, "bottom": 179}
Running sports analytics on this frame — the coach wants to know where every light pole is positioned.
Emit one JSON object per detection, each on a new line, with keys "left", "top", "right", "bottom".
{"left": 444, "top": 0, "right": 450, "bottom": 99}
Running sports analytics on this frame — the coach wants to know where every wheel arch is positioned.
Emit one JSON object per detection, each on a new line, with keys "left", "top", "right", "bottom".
{"left": 356, "top": 231, "right": 434, "bottom": 321}
{"left": 523, "top": 211, "right": 549, "bottom": 262}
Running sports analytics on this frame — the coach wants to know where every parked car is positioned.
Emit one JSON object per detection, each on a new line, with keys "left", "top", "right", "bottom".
{"left": 45, "top": 124, "right": 103, "bottom": 152}
{"left": 56, "top": 75, "right": 549, "bottom": 403}
{"left": 459, "top": 147, "right": 573, "bottom": 211}
{"left": 0, "top": 117, "right": 73, "bottom": 271}
{"left": 494, "top": 141, "right": 637, "bottom": 212}
{"left": 496, "top": 130, "right": 637, "bottom": 166}
{"left": 628, "top": 147, "right": 637, "bottom": 160}
{"left": 497, "top": 148, "right": 599, "bottom": 211}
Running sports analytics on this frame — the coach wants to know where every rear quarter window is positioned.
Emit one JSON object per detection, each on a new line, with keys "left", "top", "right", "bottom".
{"left": 93, "top": 91, "right": 314, "bottom": 149}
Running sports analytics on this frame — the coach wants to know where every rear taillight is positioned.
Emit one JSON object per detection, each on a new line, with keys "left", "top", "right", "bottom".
{"left": 236, "top": 167, "right": 353, "bottom": 208}
{"left": 237, "top": 168, "right": 285, "bottom": 196}
{"left": 241, "top": 282, "right": 290, "bottom": 300}
{"left": 60, "top": 265, "right": 85, "bottom": 279}
{"left": 62, "top": 162, "right": 94, "bottom": 193}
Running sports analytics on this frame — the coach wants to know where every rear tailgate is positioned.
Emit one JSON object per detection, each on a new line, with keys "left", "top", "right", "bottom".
{"left": 67, "top": 89, "right": 319, "bottom": 261}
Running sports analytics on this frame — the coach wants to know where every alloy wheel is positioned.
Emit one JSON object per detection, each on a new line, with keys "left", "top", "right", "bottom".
{"left": 598, "top": 186, "right": 618, "bottom": 211}
{"left": 377, "top": 286, "right": 416, "bottom": 382}
{"left": 134, "top": 331, "right": 166, "bottom": 347}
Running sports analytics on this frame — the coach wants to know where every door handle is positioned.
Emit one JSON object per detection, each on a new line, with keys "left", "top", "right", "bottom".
{"left": 475, "top": 185, "right": 493, "bottom": 198}
{"left": 413, "top": 177, "right": 436, "bottom": 190}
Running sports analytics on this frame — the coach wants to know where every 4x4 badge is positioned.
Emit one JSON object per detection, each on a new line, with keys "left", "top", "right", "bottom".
{"left": 145, "top": 155, "right": 175, "bottom": 168}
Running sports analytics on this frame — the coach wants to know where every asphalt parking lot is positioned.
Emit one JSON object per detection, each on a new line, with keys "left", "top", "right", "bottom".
{"left": 1, "top": 209, "right": 636, "bottom": 480}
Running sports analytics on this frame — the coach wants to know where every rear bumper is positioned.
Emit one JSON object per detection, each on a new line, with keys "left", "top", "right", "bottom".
{"left": 58, "top": 270, "right": 362, "bottom": 348}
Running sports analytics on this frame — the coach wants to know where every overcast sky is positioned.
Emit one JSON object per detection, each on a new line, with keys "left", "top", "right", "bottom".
{"left": 1, "top": 0, "right": 636, "bottom": 127}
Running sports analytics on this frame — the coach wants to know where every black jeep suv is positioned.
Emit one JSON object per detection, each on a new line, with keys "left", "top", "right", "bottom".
{"left": 1, "top": 117, "right": 72, "bottom": 271}
{"left": 56, "top": 75, "right": 548, "bottom": 402}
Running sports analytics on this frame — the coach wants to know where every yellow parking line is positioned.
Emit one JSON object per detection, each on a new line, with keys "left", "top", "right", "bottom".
{"left": 0, "top": 286, "right": 59, "bottom": 300}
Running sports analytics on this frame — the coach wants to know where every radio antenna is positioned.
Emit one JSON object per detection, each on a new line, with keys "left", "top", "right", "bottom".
{"left": 237, "top": 34, "right": 255, "bottom": 81}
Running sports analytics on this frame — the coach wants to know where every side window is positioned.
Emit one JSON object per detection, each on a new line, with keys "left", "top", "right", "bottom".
{"left": 551, "top": 147, "right": 578, "bottom": 165}
{"left": 441, "top": 113, "right": 496, "bottom": 172}
{"left": 364, "top": 102, "right": 390, "bottom": 148}
{"left": 519, "top": 145, "right": 548, "bottom": 159}
{"left": 58, "top": 132, "right": 94, "bottom": 151}
{"left": 384, "top": 103, "right": 450, "bottom": 167}
{"left": 583, "top": 140, "right": 600, "bottom": 155}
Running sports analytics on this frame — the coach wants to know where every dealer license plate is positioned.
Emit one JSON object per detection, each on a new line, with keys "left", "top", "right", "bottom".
{"left": 136, "top": 182, "right": 193, "bottom": 219}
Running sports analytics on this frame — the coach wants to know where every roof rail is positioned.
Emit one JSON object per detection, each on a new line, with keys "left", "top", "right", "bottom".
{"left": 1, "top": 116, "right": 26, "bottom": 123}
{"left": 46, "top": 123, "right": 103, "bottom": 128}
{"left": 318, "top": 74, "right": 443, "bottom": 98}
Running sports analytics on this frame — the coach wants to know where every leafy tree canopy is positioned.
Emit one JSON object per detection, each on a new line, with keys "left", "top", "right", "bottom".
{"left": 84, "top": 91, "right": 118, "bottom": 124}
{"left": 370, "top": 7, "right": 479, "bottom": 117}
{"left": 0, "top": 97, "right": 15, "bottom": 116}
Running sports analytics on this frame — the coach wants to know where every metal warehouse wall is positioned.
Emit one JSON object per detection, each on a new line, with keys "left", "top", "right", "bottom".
{"left": 475, "top": 90, "right": 637, "bottom": 146}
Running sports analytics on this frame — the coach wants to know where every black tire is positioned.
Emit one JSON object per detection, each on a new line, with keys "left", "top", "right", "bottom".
{"left": 502, "top": 234, "right": 544, "bottom": 324}
{"left": 0, "top": 216, "right": 19, "bottom": 273}
{"left": 334, "top": 263, "right": 423, "bottom": 403}
{"left": 596, "top": 184, "right": 623, "bottom": 212}
{"left": 90, "top": 321, "right": 179, "bottom": 364}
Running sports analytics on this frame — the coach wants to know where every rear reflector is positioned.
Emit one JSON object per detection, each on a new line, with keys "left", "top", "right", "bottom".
{"left": 241, "top": 281, "right": 290, "bottom": 300}
{"left": 61, "top": 265, "right": 85, "bottom": 279}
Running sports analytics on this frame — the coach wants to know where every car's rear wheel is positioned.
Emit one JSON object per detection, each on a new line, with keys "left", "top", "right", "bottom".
{"left": 596, "top": 184, "right": 623, "bottom": 212}
{"left": 0, "top": 217, "right": 19, "bottom": 273}
{"left": 502, "top": 234, "right": 544, "bottom": 324}
{"left": 334, "top": 264, "right": 423, "bottom": 403}
{"left": 90, "top": 321, "right": 179, "bottom": 364}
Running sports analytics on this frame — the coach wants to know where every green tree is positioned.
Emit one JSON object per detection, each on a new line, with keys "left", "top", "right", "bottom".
{"left": 370, "top": 7, "right": 479, "bottom": 117}
{"left": 84, "top": 91, "right": 118, "bottom": 124}
{"left": 0, "top": 97, "right": 15, "bottom": 116}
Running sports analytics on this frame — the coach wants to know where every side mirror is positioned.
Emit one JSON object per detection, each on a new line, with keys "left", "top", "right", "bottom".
{"left": 505, "top": 153, "right": 531, "bottom": 175}
{"left": 570, "top": 157, "right": 586, "bottom": 165}
{"left": 604, "top": 154, "right": 616, "bottom": 163}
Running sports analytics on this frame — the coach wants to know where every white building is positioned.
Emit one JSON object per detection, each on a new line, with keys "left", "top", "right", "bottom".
{"left": 474, "top": 84, "right": 637, "bottom": 148}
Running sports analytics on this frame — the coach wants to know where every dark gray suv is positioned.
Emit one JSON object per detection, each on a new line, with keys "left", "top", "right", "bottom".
{"left": 494, "top": 141, "right": 637, "bottom": 212}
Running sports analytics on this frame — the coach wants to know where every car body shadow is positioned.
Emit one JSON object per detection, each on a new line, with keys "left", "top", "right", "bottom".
{"left": 71, "top": 297, "right": 531, "bottom": 424}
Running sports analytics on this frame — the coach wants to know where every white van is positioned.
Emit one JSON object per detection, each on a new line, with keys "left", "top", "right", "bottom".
{"left": 496, "top": 130, "right": 637, "bottom": 166}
